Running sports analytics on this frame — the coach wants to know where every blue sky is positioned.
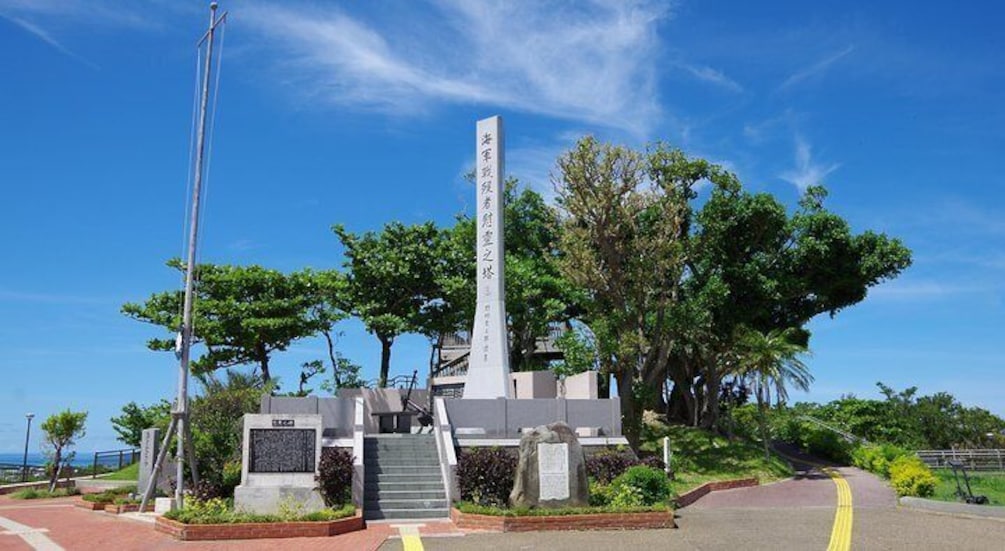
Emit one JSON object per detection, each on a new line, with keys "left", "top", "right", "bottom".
{"left": 1, "top": 0, "right": 1002, "bottom": 453}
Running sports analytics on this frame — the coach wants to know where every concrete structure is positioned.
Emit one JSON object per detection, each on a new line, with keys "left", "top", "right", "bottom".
{"left": 560, "top": 370, "right": 599, "bottom": 399}
{"left": 138, "top": 428, "right": 159, "bottom": 496}
{"left": 233, "top": 413, "right": 325, "bottom": 515}
{"left": 464, "top": 115, "right": 511, "bottom": 399}
{"left": 512, "top": 371, "right": 557, "bottom": 399}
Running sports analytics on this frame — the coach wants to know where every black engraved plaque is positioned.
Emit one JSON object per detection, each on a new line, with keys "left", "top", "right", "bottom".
{"left": 249, "top": 429, "right": 316, "bottom": 473}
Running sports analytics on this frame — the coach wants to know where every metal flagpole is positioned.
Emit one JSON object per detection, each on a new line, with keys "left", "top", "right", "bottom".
{"left": 140, "top": 2, "right": 227, "bottom": 513}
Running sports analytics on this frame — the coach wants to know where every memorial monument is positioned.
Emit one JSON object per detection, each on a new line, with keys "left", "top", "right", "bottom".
{"left": 463, "top": 115, "right": 512, "bottom": 399}
{"left": 233, "top": 413, "right": 325, "bottom": 514}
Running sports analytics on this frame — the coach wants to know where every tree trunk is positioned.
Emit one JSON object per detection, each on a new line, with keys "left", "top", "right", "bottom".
{"left": 257, "top": 342, "right": 272, "bottom": 384}
{"left": 48, "top": 447, "right": 62, "bottom": 492}
{"left": 379, "top": 335, "right": 392, "bottom": 388}
{"left": 757, "top": 385, "right": 770, "bottom": 460}
{"left": 700, "top": 366, "right": 722, "bottom": 430}
{"left": 615, "top": 368, "right": 641, "bottom": 451}
{"left": 598, "top": 371, "right": 611, "bottom": 399}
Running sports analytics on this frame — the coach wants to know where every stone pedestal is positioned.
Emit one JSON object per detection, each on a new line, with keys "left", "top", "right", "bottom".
{"left": 510, "top": 422, "right": 589, "bottom": 509}
{"left": 233, "top": 414, "right": 325, "bottom": 515}
{"left": 138, "top": 428, "right": 160, "bottom": 495}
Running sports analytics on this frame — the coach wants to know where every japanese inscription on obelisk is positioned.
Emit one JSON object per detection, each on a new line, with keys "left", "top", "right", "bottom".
{"left": 464, "top": 116, "right": 512, "bottom": 399}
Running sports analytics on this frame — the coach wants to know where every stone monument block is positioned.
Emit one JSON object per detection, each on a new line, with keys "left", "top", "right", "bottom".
{"left": 234, "top": 414, "right": 325, "bottom": 515}
{"left": 138, "top": 427, "right": 159, "bottom": 495}
{"left": 510, "top": 422, "right": 589, "bottom": 509}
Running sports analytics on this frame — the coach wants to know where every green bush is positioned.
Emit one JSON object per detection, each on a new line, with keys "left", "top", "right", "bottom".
{"left": 9, "top": 487, "right": 80, "bottom": 500}
{"left": 455, "top": 501, "right": 668, "bottom": 516}
{"left": 802, "top": 427, "right": 853, "bottom": 464}
{"left": 889, "top": 456, "right": 937, "bottom": 497}
{"left": 851, "top": 444, "right": 909, "bottom": 478}
{"left": 610, "top": 466, "right": 673, "bottom": 506}
{"left": 164, "top": 497, "right": 355, "bottom": 524}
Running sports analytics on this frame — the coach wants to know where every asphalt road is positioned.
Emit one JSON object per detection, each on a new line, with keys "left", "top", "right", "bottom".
{"left": 379, "top": 466, "right": 1005, "bottom": 551}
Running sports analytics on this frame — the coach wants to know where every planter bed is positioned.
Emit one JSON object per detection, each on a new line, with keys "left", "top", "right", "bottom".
{"left": 450, "top": 507, "right": 675, "bottom": 532}
{"left": 155, "top": 511, "right": 365, "bottom": 541}
{"left": 104, "top": 503, "right": 155, "bottom": 514}
{"left": 74, "top": 498, "right": 111, "bottom": 511}
{"left": 676, "top": 477, "right": 759, "bottom": 508}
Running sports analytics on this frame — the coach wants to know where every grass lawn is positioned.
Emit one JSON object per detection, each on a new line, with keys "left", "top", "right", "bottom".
{"left": 640, "top": 421, "right": 794, "bottom": 495}
{"left": 101, "top": 462, "right": 139, "bottom": 481}
{"left": 932, "top": 470, "right": 1005, "bottom": 506}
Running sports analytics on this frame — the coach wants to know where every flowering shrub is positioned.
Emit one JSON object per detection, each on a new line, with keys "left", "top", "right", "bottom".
{"left": 888, "top": 456, "right": 937, "bottom": 498}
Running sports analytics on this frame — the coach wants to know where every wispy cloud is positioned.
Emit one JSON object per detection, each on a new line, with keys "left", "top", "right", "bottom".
{"left": 778, "top": 45, "right": 855, "bottom": 92}
{"left": 241, "top": 1, "right": 669, "bottom": 136}
{"left": 779, "top": 135, "right": 839, "bottom": 191}
{"left": 676, "top": 62, "right": 743, "bottom": 93}
{"left": 868, "top": 280, "right": 991, "bottom": 301}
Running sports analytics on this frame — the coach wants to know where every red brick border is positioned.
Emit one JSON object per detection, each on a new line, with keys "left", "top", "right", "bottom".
{"left": 676, "top": 477, "right": 759, "bottom": 508}
{"left": 450, "top": 508, "right": 675, "bottom": 532}
{"left": 154, "top": 511, "right": 365, "bottom": 541}
{"left": 104, "top": 503, "right": 155, "bottom": 514}
{"left": 74, "top": 498, "right": 111, "bottom": 511}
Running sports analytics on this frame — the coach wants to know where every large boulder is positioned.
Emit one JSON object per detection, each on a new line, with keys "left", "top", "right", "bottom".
{"left": 509, "top": 422, "right": 589, "bottom": 509}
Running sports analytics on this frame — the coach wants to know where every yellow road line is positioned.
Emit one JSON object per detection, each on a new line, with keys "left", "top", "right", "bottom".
{"left": 825, "top": 467, "right": 853, "bottom": 551}
{"left": 398, "top": 525, "right": 424, "bottom": 551}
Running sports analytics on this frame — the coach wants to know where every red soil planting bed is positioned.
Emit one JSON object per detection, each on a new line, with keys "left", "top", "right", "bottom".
{"left": 155, "top": 511, "right": 365, "bottom": 541}
{"left": 450, "top": 508, "right": 675, "bottom": 532}
{"left": 676, "top": 477, "right": 759, "bottom": 508}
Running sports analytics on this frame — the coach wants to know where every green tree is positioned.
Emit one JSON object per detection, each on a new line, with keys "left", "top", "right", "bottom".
{"left": 334, "top": 222, "right": 446, "bottom": 387}
{"left": 735, "top": 327, "right": 813, "bottom": 458}
{"left": 122, "top": 260, "right": 324, "bottom": 384}
{"left": 110, "top": 400, "right": 171, "bottom": 447}
{"left": 40, "top": 410, "right": 87, "bottom": 491}
{"left": 555, "top": 138, "right": 698, "bottom": 448}
{"left": 442, "top": 182, "right": 581, "bottom": 372}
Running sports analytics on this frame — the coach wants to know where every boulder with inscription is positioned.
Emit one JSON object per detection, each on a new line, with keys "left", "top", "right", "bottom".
{"left": 509, "top": 422, "right": 589, "bottom": 509}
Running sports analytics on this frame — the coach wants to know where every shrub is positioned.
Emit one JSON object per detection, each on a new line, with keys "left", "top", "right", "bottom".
{"left": 802, "top": 427, "right": 853, "bottom": 464}
{"left": 610, "top": 466, "right": 673, "bottom": 506}
{"left": 587, "top": 449, "right": 665, "bottom": 485}
{"left": 316, "top": 448, "right": 354, "bottom": 507}
{"left": 852, "top": 444, "right": 909, "bottom": 478}
{"left": 588, "top": 479, "right": 611, "bottom": 506}
{"left": 457, "top": 448, "right": 517, "bottom": 507}
{"left": 9, "top": 487, "right": 79, "bottom": 500}
{"left": 889, "top": 456, "right": 937, "bottom": 497}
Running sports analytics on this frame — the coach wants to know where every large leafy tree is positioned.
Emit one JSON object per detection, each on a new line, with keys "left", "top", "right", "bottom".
{"left": 122, "top": 260, "right": 324, "bottom": 384}
{"left": 110, "top": 400, "right": 171, "bottom": 448}
{"left": 334, "top": 222, "right": 447, "bottom": 387}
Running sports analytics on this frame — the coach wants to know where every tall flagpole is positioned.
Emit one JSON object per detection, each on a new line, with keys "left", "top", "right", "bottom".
{"left": 141, "top": 2, "right": 227, "bottom": 512}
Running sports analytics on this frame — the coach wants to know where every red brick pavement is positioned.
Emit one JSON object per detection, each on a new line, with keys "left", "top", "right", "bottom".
{"left": 0, "top": 494, "right": 462, "bottom": 551}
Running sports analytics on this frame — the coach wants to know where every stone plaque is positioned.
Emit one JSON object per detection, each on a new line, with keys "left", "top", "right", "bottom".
{"left": 537, "top": 442, "right": 570, "bottom": 500}
{"left": 249, "top": 429, "right": 316, "bottom": 473}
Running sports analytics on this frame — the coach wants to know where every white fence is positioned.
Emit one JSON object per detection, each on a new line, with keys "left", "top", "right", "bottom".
{"left": 916, "top": 449, "right": 1005, "bottom": 471}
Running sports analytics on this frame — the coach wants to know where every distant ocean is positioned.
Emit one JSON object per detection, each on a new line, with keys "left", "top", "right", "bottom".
{"left": 0, "top": 452, "right": 92, "bottom": 467}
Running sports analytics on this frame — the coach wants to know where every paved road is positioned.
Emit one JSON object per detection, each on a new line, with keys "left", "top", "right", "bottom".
{"left": 379, "top": 464, "right": 1005, "bottom": 551}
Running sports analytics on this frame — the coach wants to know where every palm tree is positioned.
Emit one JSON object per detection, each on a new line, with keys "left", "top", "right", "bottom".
{"left": 734, "top": 327, "right": 813, "bottom": 458}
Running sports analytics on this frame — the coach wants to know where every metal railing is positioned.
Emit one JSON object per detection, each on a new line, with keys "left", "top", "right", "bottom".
{"left": 797, "top": 415, "right": 868, "bottom": 444}
{"left": 917, "top": 449, "right": 1005, "bottom": 471}
{"left": 91, "top": 448, "right": 140, "bottom": 478}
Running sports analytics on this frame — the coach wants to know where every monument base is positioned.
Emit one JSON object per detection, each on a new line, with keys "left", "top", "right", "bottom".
{"left": 233, "top": 485, "right": 325, "bottom": 515}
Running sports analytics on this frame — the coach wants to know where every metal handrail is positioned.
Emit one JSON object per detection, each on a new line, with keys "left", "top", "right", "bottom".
{"left": 91, "top": 448, "right": 140, "bottom": 478}
{"left": 797, "top": 415, "right": 868, "bottom": 444}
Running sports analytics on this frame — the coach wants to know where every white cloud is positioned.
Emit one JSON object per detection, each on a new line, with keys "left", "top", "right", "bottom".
{"left": 868, "top": 280, "right": 989, "bottom": 300}
{"left": 779, "top": 135, "right": 839, "bottom": 191}
{"left": 778, "top": 45, "right": 855, "bottom": 92}
{"left": 676, "top": 62, "right": 743, "bottom": 93}
{"left": 241, "top": 1, "right": 669, "bottom": 136}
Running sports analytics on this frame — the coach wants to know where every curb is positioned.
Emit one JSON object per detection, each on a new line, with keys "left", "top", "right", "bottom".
{"left": 675, "top": 478, "right": 760, "bottom": 508}
{"left": 898, "top": 497, "right": 1005, "bottom": 520}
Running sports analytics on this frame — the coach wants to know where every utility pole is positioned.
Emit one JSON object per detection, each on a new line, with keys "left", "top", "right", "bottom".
{"left": 21, "top": 413, "right": 34, "bottom": 483}
{"left": 141, "top": 2, "right": 227, "bottom": 512}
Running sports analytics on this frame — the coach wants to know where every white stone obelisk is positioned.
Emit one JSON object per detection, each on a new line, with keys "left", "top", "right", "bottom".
{"left": 464, "top": 116, "right": 512, "bottom": 399}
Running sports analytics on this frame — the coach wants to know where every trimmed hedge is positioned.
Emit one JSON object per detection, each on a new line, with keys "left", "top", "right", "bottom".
{"left": 316, "top": 448, "right": 354, "bottom": 507}
{"left": 457, "top": 448, "right": 517, "bottom": 507}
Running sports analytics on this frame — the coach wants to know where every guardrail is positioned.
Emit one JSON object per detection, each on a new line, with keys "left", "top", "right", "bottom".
{"left": 917, "top": 449, "right": 1005, "bottom": 471}
{"left": 91, "top": 448, "right": 140, "bottom": 478}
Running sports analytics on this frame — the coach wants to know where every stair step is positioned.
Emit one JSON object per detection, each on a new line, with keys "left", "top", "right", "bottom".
{"left": 365, "top": 473, "right": 443, "bottom": 483}
{"left": 365, "top": 498, "right": 448, "bottom": 510}
{"left": 365, "top": 466, "right": 440, "bottom": 474}
{"left": 364, "top": 490, "right": 446, "bottom": 500}
{"left": 363, "top": 508, "right": 450, "bottom": 520}
{"left": 366, "top": 481, "right": 446, "bottom": 492}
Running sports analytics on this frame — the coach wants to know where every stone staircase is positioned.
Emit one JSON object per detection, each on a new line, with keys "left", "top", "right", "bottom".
{"left": 363, "top": 434, "right": 449, "bottom": 520}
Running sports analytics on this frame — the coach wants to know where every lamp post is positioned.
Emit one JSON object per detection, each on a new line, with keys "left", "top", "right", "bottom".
{"left": 21, "top": 413, "right": 34, "bottom": 483}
